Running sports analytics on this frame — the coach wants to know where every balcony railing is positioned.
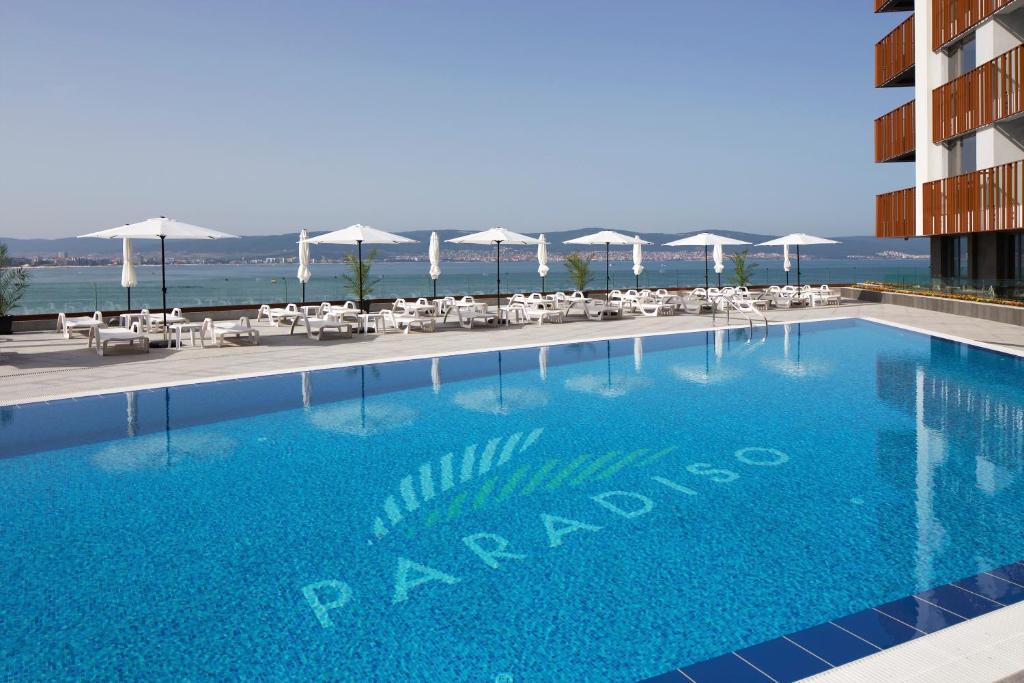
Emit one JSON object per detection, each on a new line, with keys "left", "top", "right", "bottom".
{"left": 876, "top": 15, "right": 916, "bottom": 87}
{"left": 923, "top": 160, "right": 1024, "bottom": 234}
{"left": 933, "top": 0, "right": 1017, "bottom": 50}
{"left": 933, "top": 44, "right": 1024, "bottom": 142}
{"left": 875, "top": 100, "right": 916, "bottom": 161}
{"left": 877, "top": 187, "right": 917, "bottom": 237}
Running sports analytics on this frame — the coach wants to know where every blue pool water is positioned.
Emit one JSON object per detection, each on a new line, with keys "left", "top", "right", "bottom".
{"left": 1, "top": 320, "right": 1022, "bottom": 681}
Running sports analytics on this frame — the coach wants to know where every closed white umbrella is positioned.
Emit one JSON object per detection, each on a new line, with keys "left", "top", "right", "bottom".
{"left": 712, "top": 242, "right": 725, "bottom": 287}
{"left": 447, "top": 227, "right": 539, "bottom": 301}
{"left": 564, "top": 230, "right": 650, "bottom": 292}
{"left": 631, "top": 236, "right": 644, "bottom": 289}
{"left": 758, "top": 233, "right": 840, "bottom": 287}
{"left": 297, "top": 229, "right": 312, "bottom": 302}
{"left": 428, "top": 232, "right": 441, "bottom": 298}
{"left": 537, "top": 234, "right": 550, "bottom": 293}
{"left": 80, "top": 217, "right": 239, "bottom": 328}
{"left": 120, "top": 238, "right": 137, "bottom": 310}
{"left": 663, "top": 232, "right": 750, "bottom": 289}
{"left": 783, "top": 244, "right": 792, "bottom": 284}
{"left": 306, "top": 224, "right": 417, "bottom": 311}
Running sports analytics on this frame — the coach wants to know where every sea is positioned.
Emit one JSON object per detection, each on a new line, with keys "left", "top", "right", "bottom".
{"left": 13, "top": 259, "right": 930, "bottom": 315}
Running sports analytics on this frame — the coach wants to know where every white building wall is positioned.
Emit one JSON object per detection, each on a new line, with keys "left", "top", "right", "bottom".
{"left": 913, "top": 0, "right": 947, "bottom": 236}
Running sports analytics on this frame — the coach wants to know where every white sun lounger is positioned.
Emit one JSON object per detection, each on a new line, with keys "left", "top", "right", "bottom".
{"left": 202, "top": 317, "right": 260, "bottom": 347}
{"left": 57, "top": 311, "right": 106, "bottom": 339}
{"left": 380, "top": 309, "right": 437, "bottom": 334}
{"left": 87, "top": 323, "right": 150, "bottom": 356}
{"left": 256, "top": 303, "right": 301, "bottom": 326}
{"left": 290, "top": 312, "right": 353, "bottom": 340}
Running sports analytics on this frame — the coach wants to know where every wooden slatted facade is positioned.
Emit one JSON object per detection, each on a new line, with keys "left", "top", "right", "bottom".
{"left": 932, "top": 0, "right": 1016, "bottom": 50}
{"left": 875, "top": 100, "right": 916, "bottom": 161}
{"left": 877, "top": 187, "right": 917, "bottom": 237}
{"left": 922, "top": 159, "right": 1024, "bottom": 234}
{"left": 932, "top": 44, "right": 1024, "bottom": 142}
{"left": 876, "top": 15, "right": 916, "bottom": 87}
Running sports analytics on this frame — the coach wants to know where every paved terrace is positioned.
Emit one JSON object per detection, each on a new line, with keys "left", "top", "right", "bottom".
{"left": 1, "top": 300, "right": 1023, "bottom": 408}
{"left": 2, "top": 299, "right": 1024, "bottom": 682}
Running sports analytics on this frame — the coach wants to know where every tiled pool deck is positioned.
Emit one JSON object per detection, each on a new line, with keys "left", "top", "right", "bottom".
{"left": 2, "top": 299, "right": 1023, "bottom": 681}
{"left": 648, "top": 562, "right": 1024, "bottom": 682}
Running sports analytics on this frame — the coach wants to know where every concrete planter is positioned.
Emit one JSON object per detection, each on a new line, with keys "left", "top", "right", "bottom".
{"left": 841, "top": 287, "right": 1024, "bottom": 327}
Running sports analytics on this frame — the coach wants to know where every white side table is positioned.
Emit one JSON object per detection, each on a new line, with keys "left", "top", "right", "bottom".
{"left": 171, "top": 322, "right": 206, "bottom": 349}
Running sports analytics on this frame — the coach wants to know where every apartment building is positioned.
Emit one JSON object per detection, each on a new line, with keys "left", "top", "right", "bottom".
{"left": 875, "top": 0, "right": 1024, "bottom": 295}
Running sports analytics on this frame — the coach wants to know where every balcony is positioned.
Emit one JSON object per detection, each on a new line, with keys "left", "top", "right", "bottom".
{"left": 875, "top": 0, "right": 913, "bottom": 11}
{"left": 877, "top": 187, "right": 917, "bottom": 237}
{"left": 923, "top": 159, "right": 1024, "bottom": 234}
{"left": 875, "top": 100, "right": 916, "bottom": 161}
{"left": 933, "top": 0, "right": 1017, "bottom": 50}
{"left": 876, "top": 15, "right": 916, "bottom": 87}
{"left": 932, "top": 44, "right": 1024, "bottom": 142}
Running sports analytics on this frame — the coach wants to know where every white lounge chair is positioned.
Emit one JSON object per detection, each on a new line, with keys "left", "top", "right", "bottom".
{"left": 57, "top": 311, "right": 106, "bottom": 339}
{"left": 202, "top": 317, "right": 260, "bottom": 347}
{"left": 256, "top": 303, "right": 300, "bottom": 326}
{"left": 636, "top": 299, "right": 676, "bottom": 317}
{"left": 818, "top": 285, "right": 842, "bottom": 306}
{"left": 87, "top": 323, "right": 150, "bottom": 356}
{"left": 290, "top": 312, "right": 353, "bottom": 340}
{"left": 583, "top": 300, "right": 622, "bottom": 320}
{"left": 380, "top": 309, "right": 437, "bottom": 334}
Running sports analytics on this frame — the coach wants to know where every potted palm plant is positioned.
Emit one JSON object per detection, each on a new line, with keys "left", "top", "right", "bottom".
{"left": 0, "top": 243, "right": 29, "bottom": 334}
{"left": 564, "top": 252, "right": 594, "bottom": 295}
{"left": 728, "top": 249, "right": 759, "bottom": 287}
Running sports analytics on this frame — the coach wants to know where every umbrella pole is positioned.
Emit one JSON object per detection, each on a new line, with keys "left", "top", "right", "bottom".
{"left": 495, "top": 241, "right": 502, "bottom": 305}
{"left": 541, "top": 276, "right": 545, "bottom": 296}
{"left": 797, "top": 245, "right": 801, "bottom": 287}
{"left": 127, "top": 287, "right": 131, "bottom": 312}
{"left": 302, "top": 282, "right": 306, "bottom": 304}
{"left": 433, "top": 278, "right": 437, "bottom": 299}
{"left": 357, "top": 240, "right": 364, "bottom": 312}
{"left": 160, "top": 235, "right": 167, "bottom": 329}
{"left": 605, "top": 243, "right": 610, "bottom": 293}
{"left": 704, "top": 245, "right": 709, "bottom": 290}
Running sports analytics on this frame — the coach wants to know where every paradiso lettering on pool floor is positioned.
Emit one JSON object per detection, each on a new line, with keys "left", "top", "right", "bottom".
{"left": 300, "top": 435, "right": 789, "bottom": 628}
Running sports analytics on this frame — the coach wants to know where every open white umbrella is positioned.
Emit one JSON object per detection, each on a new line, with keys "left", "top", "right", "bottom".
{"left": 631, "top": 236, "right": 644, "bottom": 289}
{"left": 120, "top": 238, "right": 137, "bottom": 310}
{"left": 447, "top": 227, "right": 539, "bottom": 301}
{"left": 537, "top": 234, "right": 550, "bottom": 293}
{"left": 428, "top": 231, "right": 441, "bottom": 298}
{"left": 564, "top": 230, "right": 650, "bottom": 293}
{"left": 306, "top": 224, "right": 417, "bottom": 311}
{"left": 663, "top": 232, "right": 750, "bottom": 289}
{"left": 297, "top": 229, "right": 312, "bottom": 302}
{"left": 80, "top": 217, "right": 238, "bottom": 328}
{"left": 758, "top": 233, "right": 840, "bottom": 287}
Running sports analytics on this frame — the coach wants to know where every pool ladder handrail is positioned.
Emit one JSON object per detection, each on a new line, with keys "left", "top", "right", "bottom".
{"left": 711, "top": 294, "right": 768, "bottom": 341}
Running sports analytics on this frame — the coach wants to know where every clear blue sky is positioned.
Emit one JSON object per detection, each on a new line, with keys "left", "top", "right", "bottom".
{"left": 0, "top": 1, "right": 913, "bottom": 238}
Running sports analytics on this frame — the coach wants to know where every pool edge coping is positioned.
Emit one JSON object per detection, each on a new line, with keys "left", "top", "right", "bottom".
{"left": 7, "top": 312, "right": 1022, "bottom": 409}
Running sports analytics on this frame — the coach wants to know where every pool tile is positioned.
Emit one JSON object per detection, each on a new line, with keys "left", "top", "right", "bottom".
{"left": 832, "top": 608, "right": 925, "bottom": 649}
{"left": 680, "top": 652, "right": 773, "bottom": 682}
{"left": 958, "top": 574, "right": 1024, "bottom": 606}
{"left": 874, "top": 596, "right": 965, "bottom": 633}
{"left": 917, "top": 584, "right": 1002, "bottom": 618}
{"left": 735, "top": 637, "right": 831, "bottom": 682}
{"left": 786, "top": 622, "right": 880, "bottom": 667}
{"left": 989, "top": 563, "right": 1024, "bottom": 586}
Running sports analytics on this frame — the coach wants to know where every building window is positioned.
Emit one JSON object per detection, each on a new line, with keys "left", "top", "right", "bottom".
{"left": 953, "top": 236, "right": 970, "bottom": 279}
{"left": 948, "top": 34, "right": 976, "bottom": 78}
{"left": 1015, "top": 232, "right": 1024, "bottom": 280}
{"left": 947, "top": 133, "right": 977, "bottom": 176}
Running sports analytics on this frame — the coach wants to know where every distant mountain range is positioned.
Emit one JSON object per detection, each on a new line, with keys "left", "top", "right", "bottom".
{"left": 0, "top": 228, "right": 927, "bottom": 260}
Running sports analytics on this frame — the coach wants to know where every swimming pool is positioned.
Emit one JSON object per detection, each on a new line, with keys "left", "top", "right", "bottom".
{"left": 1, "top": 319, "right": 1022, "bottom": 681}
